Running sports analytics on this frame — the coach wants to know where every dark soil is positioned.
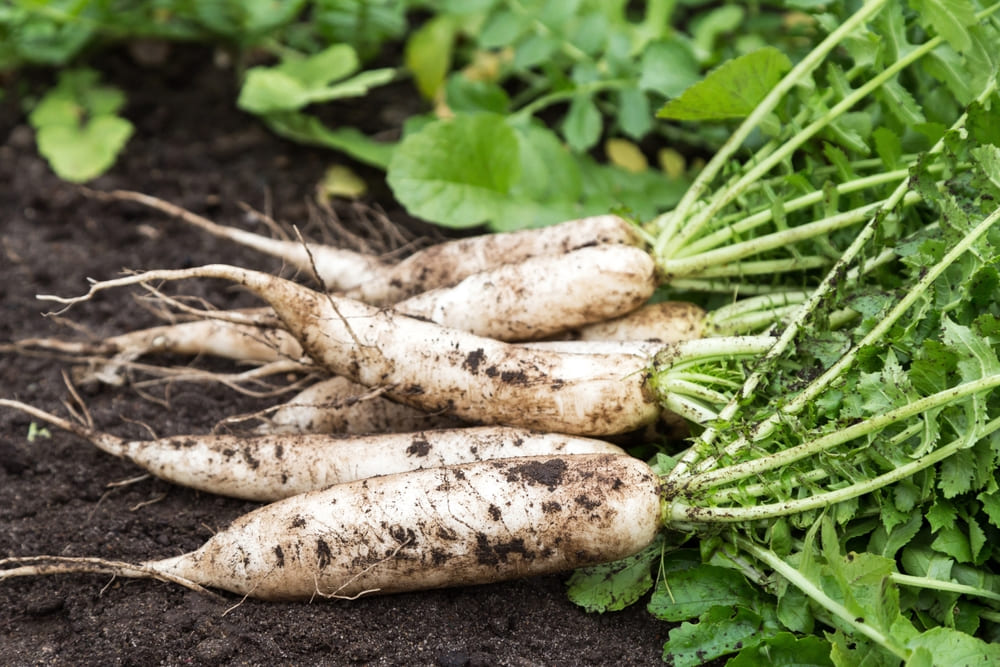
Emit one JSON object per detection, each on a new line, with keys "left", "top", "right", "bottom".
{"left": 0, "top": 47, "right": 671, "bottom": 665}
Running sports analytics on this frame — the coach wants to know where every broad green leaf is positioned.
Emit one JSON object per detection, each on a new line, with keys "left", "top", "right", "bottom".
{"left": 616, "top": 87, "right": 652, "bottom": 139}
{"left": 238, "top": 45, "right": 394, "bottom": 114}
{"left": 279, "top": 44, "right": 359, "bottom": 89}
{"left": 312, "top": 0, "right": 408, "bottom": 61}
{"left": 562, "top": 94, "right": 602, "bottom": 152}
{"left": 387, "top": 113, "right": 521, "bottom": 228}
{"left": 909, "top": 0, "right": 976, "bottom": 52}
{"left": 662, "top": 605, "right": 781, "bottom": 667}
{"left": 967, "top": 99, "right": 1000, "bottom": 146}
{"left": 648, "top": 564, "right": 759, "bottom": 622}
{"left": 194, "top": 0, "right": 307, "bottom": 40}
{"left": 28, "top": 68, "right": 134, "bottom": 183}
{"left": 931, "top": 525, "right": 973, "bottom": 563}
{"left": 828, "top": 631, "right": 900, "bottom": 667}
{"left": 577, "top": 159, "right": 687, "bottom": 220}
{"left": 566, "top": 535, "right": 662, "bottom": 613}
{"left": 405, "top": 15, "right": 455, "bottom": 100}
{"left": 638, "top": 39, "right": 701, "bottom": 97}
{"left": 905, "top": 626, "right": 1000, "bottom": 663}
{"left": 513, "top": 33, "right": 559, "bottom": 70}
{"left": 728, "top": 632, "right": 833, "bottom": 667}
{"left": 656, "top": 47, "right": 792, "bottom": 121}
{"left": 477, "top": 8, "right": 525, "bottom": 49}
{"left": 34, "top": 116, "right": 133, "bottom": 183}
{"left": 445, "top": 75, "right": 510, "bottom": 114}
{"left": 690, "top": 5, "right": 745, "bottom": 58}
{"left": 509, "top": 122, "right": 582, "bottom": 206}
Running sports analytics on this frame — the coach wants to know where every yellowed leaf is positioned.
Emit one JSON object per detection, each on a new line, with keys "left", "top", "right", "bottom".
{"left": 317, "top": 164, "right": 367, "bottom": 201}
{"left": 657, "top": 148, "right": 686, "bottom": 179}
{"left": 606, "top": 138, "right": 648, "bottom": 173}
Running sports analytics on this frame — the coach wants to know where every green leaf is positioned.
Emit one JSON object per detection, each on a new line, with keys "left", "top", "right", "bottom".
{"left": 387, "top": 113, "right": 521, "bottom": 228}
{"left": 194, "top": 0, "right": 307, "bottom": 40}
{"left": 566, "top": 535, "right": 662, "bottom": 613}
{"left": 260, "top": 112, "right": 394, "bottom": 168}
{"left": 905, "top": 626, "right": 1000, "bottom": 663}
{"left": 616, "top": 87, "right": 652, "bottom": 139}
{"left": 405, "top": 15, "right": 455, "bottom": 100}
{"left": 908, "top": 0, "right": 976, "bottom": 52}
{"left": 647, "top": 564, "right": 759, "bottom": 622}
{"left": 657, "top": 47, "right": 792, "bottom": 121}
{"left": 445, "top": 75, "right": 510, "bottom": 114}
{"left": 638, "top": 38, "right": 701, "bottom": 97}
{"left": 562, "top": 94, "right": 602, "bottom": 152}
{"left": 662, "top": 605, "right": 781, "bottom": 667}
{"left": 312, "top": 0, "right": 408, "bottom": 61}
{"left": 931, "top": 525, "right": 973, "bottom": 563}
{"left": 28, "top": 68, "right": 134, "bottom": 183}
{"left": 509, "top": 121, "right": 582, "bottom": 206}
{"left": 727, "top": 632, "right": 833, "bottom": 667}
{"left": 238, "top": 45, "right": 395, "bottom": 114}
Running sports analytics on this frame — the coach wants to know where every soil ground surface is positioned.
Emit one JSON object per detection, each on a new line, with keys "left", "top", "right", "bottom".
{"left": 0, "top": 47, "right": 675, "bottom": 665}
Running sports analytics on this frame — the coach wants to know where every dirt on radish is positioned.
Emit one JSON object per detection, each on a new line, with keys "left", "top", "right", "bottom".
{"left": 0, "top": 46, "right": 670, "bottom": 667}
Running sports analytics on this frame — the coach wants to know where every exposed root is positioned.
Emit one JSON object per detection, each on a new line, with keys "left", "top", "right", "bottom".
{"left": 0, "top": 556, "right": 222, "bottom": 601}
{"left": 311, "top": 536, "right": 414, "bottom": 601}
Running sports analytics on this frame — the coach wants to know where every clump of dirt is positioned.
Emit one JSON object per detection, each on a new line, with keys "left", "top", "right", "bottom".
{"left": 0, "top": 46, "right": 669, "bottom": 665}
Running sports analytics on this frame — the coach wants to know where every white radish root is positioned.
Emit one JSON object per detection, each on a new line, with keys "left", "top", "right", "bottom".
{"left": 256, "top": 376, "right": 464, "bottom": 434}
{"left": 98, "top": 189, "right": 643, "bottom": 304}
{"left": 40, "top": 265, "right": 662, "bottom": 435}
{"left": 0, "top": 398, "right": 625, "bottom": 500}
{"left": 569, "top": 301, "right": 706, "bottom": 343}
{"left": 396, "top": 244, "right": 656, "bottom": 340}
{"left": 0, "top": 454, "right": 662, "bottom": 599}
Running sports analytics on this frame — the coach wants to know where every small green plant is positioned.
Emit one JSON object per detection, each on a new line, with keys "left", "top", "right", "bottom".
{"left": 27, "top": 68, "right": 133, "bottom": 183}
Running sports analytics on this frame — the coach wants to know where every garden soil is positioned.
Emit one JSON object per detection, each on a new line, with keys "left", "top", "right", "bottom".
{"left": 0, "top": 47, "right": 677, "bottom": 666}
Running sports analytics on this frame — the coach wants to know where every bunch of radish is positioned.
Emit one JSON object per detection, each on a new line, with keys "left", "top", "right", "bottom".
{"left": 7, "top": 9, "right": 1000, "bottom": 665}
{"left": 1, "top": 209, "right": 749, "bottom": 598}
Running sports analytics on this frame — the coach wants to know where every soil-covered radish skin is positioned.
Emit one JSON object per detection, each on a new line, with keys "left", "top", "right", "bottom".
{"left": 109, "top": 187, "right": 643, "bottom": 304}
{"left": 265, "top": 274, "right": 660, "bottom": 435}
{"left": 43, "top": 265, "right": 661, "bottom": 435}
{"left": 396, "top": 245, "right": 656, "bottom": 341}
{"left": 345, "top": 214, "right": 643, "bottom": 305}
{"left": 259, "top": 376, "right": 465, "bottom": 435}
{"left": 6, "top": 317, "right": 307, "bottom": 385}
{"left": 517, "top": 340, "right": 665, "bottom": 358}
{"left": 570, "top": 301, "right": 706, "bottom": 343}
{"left": 0, "top": 399, "right": 626, "bottom": 500}
{"left": 147, "top": 453, "right": 663, "bottom": 600}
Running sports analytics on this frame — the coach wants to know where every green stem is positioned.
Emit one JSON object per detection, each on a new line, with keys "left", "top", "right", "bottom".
{"left": 734, "top": 537, "right": 910, "bottom": 660}
{"left": 675, "top": 168, "right": 922, "bottom": 260}
{"left": 653, "top": 0, "right": 891, "bottom": 251}
{"left": 669, "top": 82, "right": 997, "bottom": 484}
{"left": 660, "top": 190, "right": 920, "bottom": 279}
{"left": 658, "top": 378, "right": 734, "bottom": 409}
{"left": 668, "top": 412, "right": 1000, "bottom": 523}
{"left": 684, "top": 373, "right": 1000, "bottom": 492}
{"left": 669, "top": 24, "right": 941, "bottom": 254}
{"left": 711, "top": 467, "right": 831, "bottom": 501}
{"left": 512, "top": 78, "right": 634, "bottom": 119}
{"left": 665, "top": 279, "right": 801, "bottom": 295}
{"left": 662, "top": 394, "right": 720, "bottom": 424}
{"left": 889, "top": 573, "right": 1000, "bottom": 604}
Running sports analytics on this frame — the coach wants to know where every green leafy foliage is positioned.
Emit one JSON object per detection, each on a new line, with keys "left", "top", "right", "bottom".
{"left": 386, "top": 113, "right": 522, "bottom": 228}
{"left": 28, "top": 68, "right": 133, "bottom": 182}
{"left": 239, "top": 44, "right": 395, "bottom": 113}
{"left": 387, "top": 111, "right": 686, "bottom": 229}
{"left": 566, "top": 535, "right": 663, "bottom": 613}
{"left": 573, "top": 3, "right": 1000, "bottom": 663}
{"left": 656, "top": 47, "right": 793, "bottom": 121}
